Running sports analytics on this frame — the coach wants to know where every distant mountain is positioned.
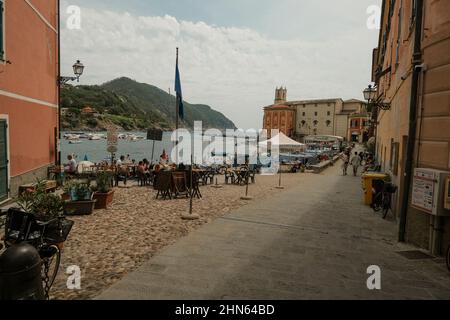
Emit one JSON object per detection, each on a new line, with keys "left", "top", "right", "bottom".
{"left": 60, "top": 77, "right": 236, "bottom": 131}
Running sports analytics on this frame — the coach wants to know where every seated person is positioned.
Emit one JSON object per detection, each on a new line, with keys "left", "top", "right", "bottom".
{"left": 116, "top": 156, "right": 128, "bottom": 176}
{"left": 137, "top": 161, "right": 146, "bottom": 175}
{"left": 64, "top": 155, "right": 77, "bottom": 174}
{"left": 160, "top": 149, "right": 169, "bottom": 165}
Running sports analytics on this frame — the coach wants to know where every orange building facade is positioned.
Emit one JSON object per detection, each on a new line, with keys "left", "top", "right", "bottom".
{"left": 263, "top": 105, "right": 296, "bottom": 138}
{"left": 0, "top": 0, "right": 59, "bottom": 201}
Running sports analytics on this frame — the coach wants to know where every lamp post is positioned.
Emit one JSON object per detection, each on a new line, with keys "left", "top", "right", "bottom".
{"left": 363, "top": 84, "right": 379, "bottom": 157}
{"left": 59, "top": 60, "right": 85, "bottom": 85}
{"left": 57, "top": 60, "right": 85, "bottom": 166}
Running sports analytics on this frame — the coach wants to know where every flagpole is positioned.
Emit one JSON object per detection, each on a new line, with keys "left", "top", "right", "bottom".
{"left": 175, "top": 47, "right": 179, "bottom": 166}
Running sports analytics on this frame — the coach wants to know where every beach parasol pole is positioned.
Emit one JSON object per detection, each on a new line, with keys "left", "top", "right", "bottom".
{"left": 182, "top": 154, "right": 199, "bottom": 220}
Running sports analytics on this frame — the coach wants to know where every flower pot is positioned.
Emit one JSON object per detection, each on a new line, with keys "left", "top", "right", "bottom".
{"left": 61, "top": 193, "right": 70, "bottom": 201}
{"left": 64, "top": 200, "right": 97, "bottom": 216}
{"left": 93, "top": 190, "right": 115, "bottom": 210}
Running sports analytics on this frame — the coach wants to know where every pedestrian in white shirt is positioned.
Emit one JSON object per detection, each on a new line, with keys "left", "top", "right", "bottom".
{"left": 350, "top": 152, "right": 360, "bottom": 176}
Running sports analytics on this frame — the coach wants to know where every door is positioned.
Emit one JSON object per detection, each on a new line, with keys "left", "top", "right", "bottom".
{"left": 0, "top": 120, "right": 8, "bottom": 202}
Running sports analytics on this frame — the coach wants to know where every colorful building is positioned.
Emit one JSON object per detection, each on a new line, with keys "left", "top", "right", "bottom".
{"left": 348, "top": 113, "right": 370, "bottom": 143}
{"left": 263, "top": 104, "right": 296, "bottom": 138}
{"left": 263, "top": 88, "right": 368, "bottom": 142}
{"left": 372, "top": 0, "right": 450, "bottom": 253}
{"left": 0, "top": 0, "right": 59, "bottom": 201}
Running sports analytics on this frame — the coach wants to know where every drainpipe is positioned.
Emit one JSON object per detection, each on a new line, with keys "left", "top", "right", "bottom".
{"left": 57, "top": 0, "right": 61, "bottom": 166}
{"left": 398, "top": 0, "right": 424, "bottom": 242}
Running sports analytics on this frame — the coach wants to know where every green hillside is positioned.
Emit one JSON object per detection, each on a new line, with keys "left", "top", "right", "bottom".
{"left": 60, "top": 77, "right": 236, "bottom": 131}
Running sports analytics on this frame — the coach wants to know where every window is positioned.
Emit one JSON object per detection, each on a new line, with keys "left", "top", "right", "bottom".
{"left": 314, "top": 112, "right": 318, "bottom": 116}
{"left": 302, "top": 112, "right": 306, "bottom": 117}
{"left": 326, "top": 120, "right": 331, "bottom": 127}
{"left": 301, "top": 120, "right": 306, "bottom": 127}
{"left": 327, "top": 111, "right": 331, "bottom": 116}
{"left": 0, "top": 0, "right": 4, "bottom": 61}
{"left": 313, "top": 120, "right": 318, "bottom": 127}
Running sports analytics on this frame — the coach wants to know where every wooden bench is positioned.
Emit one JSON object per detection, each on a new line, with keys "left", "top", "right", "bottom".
{"left": 19, "top": 180, "right": 57, "bottom": 195}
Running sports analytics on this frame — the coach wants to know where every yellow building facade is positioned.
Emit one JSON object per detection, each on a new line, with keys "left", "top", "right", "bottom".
{"left": 372, "top": 0, "right": 450, "bottom": 252}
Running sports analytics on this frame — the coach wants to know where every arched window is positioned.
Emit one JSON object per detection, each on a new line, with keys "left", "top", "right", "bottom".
{"left": 313, "top": 120, "right": 318, "bottom": 127}
{"left": 326, "top": 120, "right": 331, "bottom": 127}
{"left": 301, "top": 120, "right": 306, "bottom": 127}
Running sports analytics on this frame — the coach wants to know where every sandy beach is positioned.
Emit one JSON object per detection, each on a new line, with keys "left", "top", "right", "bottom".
{"left": 50, "top": 171, "right": 321, "bottom": 300}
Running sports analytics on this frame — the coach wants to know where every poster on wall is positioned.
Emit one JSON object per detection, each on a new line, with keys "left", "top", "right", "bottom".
{"left": 411, "top": 171, "right": 435, "bottom": 214}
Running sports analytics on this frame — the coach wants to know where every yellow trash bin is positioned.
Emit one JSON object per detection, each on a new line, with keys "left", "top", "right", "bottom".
{"left": 361, "top": 173, "right": 388, "bottom": 205}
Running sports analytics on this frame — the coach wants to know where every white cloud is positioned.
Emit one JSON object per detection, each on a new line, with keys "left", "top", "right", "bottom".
{"left": 61, "top": 4, "right": 377, "bottom": 129}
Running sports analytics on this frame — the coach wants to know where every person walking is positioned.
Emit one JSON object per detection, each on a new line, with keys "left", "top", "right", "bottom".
{"left": 341, "top": 153, "right": 349, "bottom": 176}
{"left": 350, "top": 152, "right": 361, "bottom": 176}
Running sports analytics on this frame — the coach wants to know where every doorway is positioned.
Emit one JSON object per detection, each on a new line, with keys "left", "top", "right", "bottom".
{"left": 0, "top": 119, "right": 8, "bottom": 202}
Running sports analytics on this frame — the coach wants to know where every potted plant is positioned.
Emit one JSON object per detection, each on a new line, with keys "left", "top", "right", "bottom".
{"left": 63, "top": 180, "right": 97, "bottom": 216}
{"left": 17, "top": 180, "right": 74, "bottom": 249}
{"left": 92, "top": 171, "right": 115, "bottom": 209}
{"left": 61, "top": 180, "right": 75, "bottom": 201}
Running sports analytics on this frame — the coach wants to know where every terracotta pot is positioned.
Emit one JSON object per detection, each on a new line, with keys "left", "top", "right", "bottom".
{"left": 93, "top": 190, "right": 115, "bottom": 209}
{"left": 61, "top": 193, "right": 70, "bottom": 201}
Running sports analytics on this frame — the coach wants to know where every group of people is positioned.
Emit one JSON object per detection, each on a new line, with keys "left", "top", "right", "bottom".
{"left": 341, "top": 148, "right": 370, "bottom": 177}
{"left": 115, "top": 149, "right": 172, "bottom": 182}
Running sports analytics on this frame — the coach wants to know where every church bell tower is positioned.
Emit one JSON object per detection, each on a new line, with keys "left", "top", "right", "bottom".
{"left": 274, "top": 87, "right": 287, "bottom": 104}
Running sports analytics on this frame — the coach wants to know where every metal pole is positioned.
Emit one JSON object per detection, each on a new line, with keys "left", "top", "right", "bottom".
{"left": 57, "top": 0, "right": 61, "bottom": 166}
{"left": 151, "top": 140, "right": 155, "bottom": 163}
{"left": 189, "top": 154, "right": 193, "bottom": 214}
{"left": 279, "top": 168, "right": 282, "bottom": 187}
{"left": 175, "top": 48, "right": 179, "bottom": 166}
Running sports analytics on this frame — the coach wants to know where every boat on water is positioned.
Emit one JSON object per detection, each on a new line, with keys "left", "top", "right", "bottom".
{"left": 65, "top": 134, "right": 81, "bottom": 140}
{"left": 69, "top": 140, "right": 82, "bottom": 144}
{"left": 88, "top": 134, "right": 102, "bottom": 140}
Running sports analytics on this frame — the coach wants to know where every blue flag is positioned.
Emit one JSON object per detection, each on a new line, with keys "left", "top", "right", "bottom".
{"left": 175, "top": 62, "right": 184, "bottom": 120}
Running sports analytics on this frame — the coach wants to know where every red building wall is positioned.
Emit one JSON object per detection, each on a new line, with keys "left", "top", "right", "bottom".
{"left": 0, "top": 0, "right": 58, "bottom": 196}
{"left": 263, "top": 105, "right": 295, "bottom": 138}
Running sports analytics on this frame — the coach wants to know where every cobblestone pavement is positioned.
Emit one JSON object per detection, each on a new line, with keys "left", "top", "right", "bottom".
{"left": 98, "top": 161, "right": 450, "bottom": 300}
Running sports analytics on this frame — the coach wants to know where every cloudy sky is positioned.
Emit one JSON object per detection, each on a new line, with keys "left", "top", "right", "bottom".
{"left": 61, "top": 0, "right": 381, "bottom": 129}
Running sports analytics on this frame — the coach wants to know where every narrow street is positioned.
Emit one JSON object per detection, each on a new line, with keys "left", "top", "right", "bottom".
{"left": 98, "top": 162, "right": 450, "bottom": 300}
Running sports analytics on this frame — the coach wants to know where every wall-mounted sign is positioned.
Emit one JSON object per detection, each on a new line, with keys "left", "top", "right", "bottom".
{"left": 411, "top": 173, "right": 435, "bottom": 214}
{"left": 412, "top": 168, "right": 450, "bottom": 216}
{"left": 107, "top": 145, "right": 118, "bottom": 154}
{"left": 107, "top": 125, "right": 118, "bottom": 147}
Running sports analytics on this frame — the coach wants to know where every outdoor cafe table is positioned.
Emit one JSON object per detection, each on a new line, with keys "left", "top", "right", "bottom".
{"left": 225, "top": 168, "right": 249, "bottom": 185}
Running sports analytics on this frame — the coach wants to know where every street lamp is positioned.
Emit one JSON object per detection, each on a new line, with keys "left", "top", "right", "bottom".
{"left": 59, "top": 60, "right": 85, "bottom": 85}
{"left": 363, "top": 84, "right": 377, "bottom": 102}
{"left": 363, "top": 84, "right": 391, "bottom": 111}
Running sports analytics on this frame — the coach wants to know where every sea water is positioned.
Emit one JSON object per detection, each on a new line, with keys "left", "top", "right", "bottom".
{"left": 61, "top": 131, "right": 247, "bottom": 164}
{"left": 61, "top": 131, "right": 175, "bottom": 163}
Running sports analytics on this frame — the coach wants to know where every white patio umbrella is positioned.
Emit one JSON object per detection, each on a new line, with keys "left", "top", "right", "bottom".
{"left": 259, "top": 132, "right": 306, "bottom": 152}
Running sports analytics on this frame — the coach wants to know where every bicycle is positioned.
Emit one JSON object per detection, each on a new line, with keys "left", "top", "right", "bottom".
{"left": 0, "top": 209, "right": 73, "bottom": 299}
{"left": 371, "top": 181, "right": 398, "bottom": 219}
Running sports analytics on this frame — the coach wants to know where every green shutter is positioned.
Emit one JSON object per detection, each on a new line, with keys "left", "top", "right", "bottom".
{"left": 0, "top": 0, "right": 3, "bottom": 60}
{"left": 0, "top": 120, "right": 8, "bottom": 201}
